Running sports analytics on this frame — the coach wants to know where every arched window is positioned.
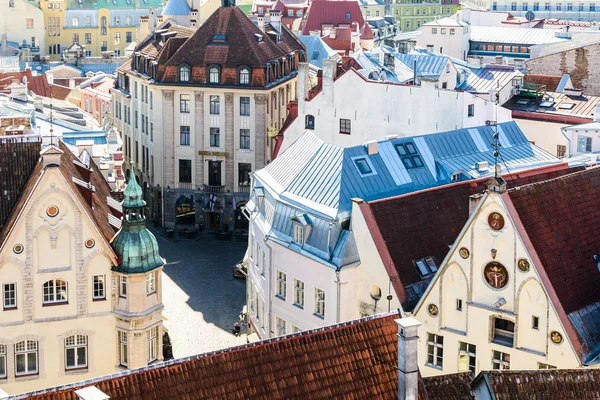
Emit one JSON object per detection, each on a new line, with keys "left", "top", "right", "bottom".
{"left": 43, "top": 279, "right": 68, "bottom": 304}
{"left": 305, "top": 115, "right": 315, "bottom": 130}
{"left": 114, "top": 16, "right": 121, "bottom": 25}
{"left": 209, "top": 66, "right": 220, "bottom": 84}
{"left": 239, "top": 67, "right": 250, "bottom": 85}
{"left": 65, "top": 334, "right": 87, "bottom": 369}
{"left": 15, "top": 340, "right": 38, "bottom": 375}
{"left": 85, "top": 16, "right": 91, "bottom": 26}
{"left": 72, "top": 17, "right": 79, "bottom": 26}
{"left": 125, "top": 15, "right": 132, "bottom": 25}
{"left": 179, "top": 65, "right": 190, "bottom": 82}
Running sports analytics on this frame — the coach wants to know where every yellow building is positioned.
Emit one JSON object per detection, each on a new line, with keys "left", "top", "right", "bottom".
{"left": 42, "top": 0, "right": 164, "bottom": 61}
{"left": 0, "top": 136, "right": 164, "bottom": 395}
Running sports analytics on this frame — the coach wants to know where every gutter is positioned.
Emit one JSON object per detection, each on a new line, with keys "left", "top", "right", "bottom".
{"left": 561, "top": 126, "right": 572, "bottom": 157}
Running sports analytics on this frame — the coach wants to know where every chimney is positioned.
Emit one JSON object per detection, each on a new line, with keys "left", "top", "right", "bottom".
{"left": 33, "top": 96, "right": 43, "bottom": 111}
{"left": 329, "top": 29, "right": 336, "bottom": 39}
{"left": 595, "top": 103, "right": 600, "bottom": 122}
{"left": 149, "top": 8, "right": 155, "bottom": 32}
{"left": 322, "top": 58, "right": 337, "bottom": 107}
{"left": 310, "top": 30, "right": 320, "bottom": 36}
{"left": 462, "top": 8, "right": 472, "bottom": 24}
{"left": 1, "top": 34, "right": 7, "bottom": 57}
{"left": 270, "top": 9, "right": 282, "bottom": 32}
{"left": 257, "top": 16, "right": 265, "bottom": 32}
{"left": 467, "top": 56, "right": 483, "bottom": 69}
{"left": 75, "top": 386, "right": 110, "bottom": 400}
{"left": 365, "top": 140, "right": 378, "bottom": 155}
{"left": 298, "top": 62, "right": 310, "bottom": 112}
{"left": 396, "top": 317, "right": 421, "bottom": 400}
{"left": 487, "top": 165, "right": 507, "bottom": 193}
{"left": 469, "top": 193, "right": 483, "bottom": 215}
{"left": 139, "top": 15, "right": 149, "bottom": 41}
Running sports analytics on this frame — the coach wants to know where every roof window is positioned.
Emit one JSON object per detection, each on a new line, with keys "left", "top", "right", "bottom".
{"left": 212, "top": 34, "right": 227, "bottom": 44}
{"left": 354, "top": 158, "right": 373, "bottom": 175}
{"left": 558, "top": 102, "right": 575, "bottom": 110}
{"left": 396, "top": 143, "right": 424, "bottom": 169}
{"left": 346, "top": 12, "right": 351, "bottom": 19}
{"left": 415, "top": 257, "right": 437, "bottom": 277}
{"left": 311, "top": 52, "right": 319, "bottom": 60}
{"left": 254, "top": 33, "right": 264, "bottom": 43}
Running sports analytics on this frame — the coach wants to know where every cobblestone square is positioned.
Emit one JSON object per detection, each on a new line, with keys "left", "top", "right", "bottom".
{"left": 157, "top": 233, "right": 248, "bottom": 358}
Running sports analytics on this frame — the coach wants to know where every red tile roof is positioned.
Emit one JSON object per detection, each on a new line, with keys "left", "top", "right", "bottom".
{"left": 0, "top": 69, "right": 50, "bottom": 97}
{"left": 301, "top": 0, "right": 367, "bottom": 36}
{"left": 21, "top": 313, "right": 471, "bottom": 400}
{"left": 363, "top": 164, "right": 580, "bottom": 311}
{"left": 49, "top": 84, "right": 72, "bottom": 101}
{"left": 472, "top": 369, "right": 600, "bottom": 399}
{"left": 523, "top": 74, "right": 563, "bottom": 92}
{"left": 506, "top": 166, "right": 600, "bottom": 364}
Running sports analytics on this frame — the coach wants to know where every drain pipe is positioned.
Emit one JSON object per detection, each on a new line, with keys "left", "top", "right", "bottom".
{"left": 335, "top": 268, "right": 341, "bottom": 323}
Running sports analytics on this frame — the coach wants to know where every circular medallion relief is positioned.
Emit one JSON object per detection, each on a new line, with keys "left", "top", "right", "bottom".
{"left": 13, "top": 244, "right": 23, "bottom": 254}
{"left": 85, "top": 239, "right": 95, "bottom": 249}
{"left": 459, "top": 247, "right": 470, "bottom": 259}
{"left": 46, "top": 205, "right": 59, "bottom": 217}
{"left": 550, "top": 331, "right": 563, "bottom": 344}
{"left": 517, "top": 258, "right": 530, "bottom": 272}
{"left": 483, "top": 261, "right": 509, "bottom": 289}
{"left": 427, "top": 303, "right": 439, "bottom": 317}
{"left": 488, "top": 212, "right": 505, "bottom": 231}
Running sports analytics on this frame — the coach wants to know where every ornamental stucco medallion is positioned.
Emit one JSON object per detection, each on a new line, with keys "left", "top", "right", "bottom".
{"left": 85, "top": 239, "right": 95, "bottom": 249}
{"left": 459, "top": 247, "right": 470, "bottom": 259}
{"left": 427, "top": 303, "right": 439, "bottom": 316}
{"left": 13, "top": 244, "right": 23, "bottom": 254}
{"left": 517, "top": 258, "right": 530, "bottom": 272}
{"left": 483, "top": 262, "right": 509, "bottom": 289}
{"left": 550, "top": 331, "right": 563, "bottom": 344}
{"left": 488, "top": 212, "right": 505, "bottom": 231}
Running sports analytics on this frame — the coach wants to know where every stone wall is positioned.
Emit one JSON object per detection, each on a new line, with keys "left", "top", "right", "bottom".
{"left": 526, "top": 43, "right": 600, "bottom": 96}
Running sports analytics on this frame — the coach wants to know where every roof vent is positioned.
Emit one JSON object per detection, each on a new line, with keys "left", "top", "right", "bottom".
{"left": 75, "top": 386, "right": 110, "bottom": 400}
{"left": 365, "top": 140, "right": 378, "bottom": 155}
{"left": 475, "top": 161, "right": 489, "bottom": 172}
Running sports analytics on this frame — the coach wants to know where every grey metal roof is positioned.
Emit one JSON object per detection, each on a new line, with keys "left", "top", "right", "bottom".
{"left": 457, "top": 66, "right": 518, "bottom": 93}
{"left": 470, "top": 26, "right": 568, "bottom": 45}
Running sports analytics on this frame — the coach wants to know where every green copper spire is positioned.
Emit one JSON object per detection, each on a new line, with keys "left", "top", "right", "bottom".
{"left": 111, "top": 164, "right": 163, "bottom": 274}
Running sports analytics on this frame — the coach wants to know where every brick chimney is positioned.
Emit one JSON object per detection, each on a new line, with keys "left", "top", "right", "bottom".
{"left": 396, "top": 317, "right": 421, "bottom": 400}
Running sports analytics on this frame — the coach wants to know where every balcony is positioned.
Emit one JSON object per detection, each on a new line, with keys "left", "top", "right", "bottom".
{"left": 203, "top": 184, "right": 225, "bottom": 193}
{"left": 237, "top": 185, "right": 251, "bottom": 194}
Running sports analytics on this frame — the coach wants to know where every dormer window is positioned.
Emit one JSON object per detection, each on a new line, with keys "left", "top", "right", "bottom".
{"left": 211, "top": 34, "right": 227, "bottom": 44}
{"left": 239, "top": 67, "right": 250, "bottom": 85}
{"left": 179, "top": 65, "right": 190, "bottom": 82}
{"left": 294, "top": 225, "right": 304, "bottom": 245}
{"left": 305, "top": 115, "right": 315, "bottom": 130}
{"left": 208, "top": 66, "right": 220, "bottom": 84}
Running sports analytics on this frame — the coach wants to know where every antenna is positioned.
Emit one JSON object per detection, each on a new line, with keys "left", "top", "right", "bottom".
{"left": 49, "top": 89, "right": 55, "bottom": 146}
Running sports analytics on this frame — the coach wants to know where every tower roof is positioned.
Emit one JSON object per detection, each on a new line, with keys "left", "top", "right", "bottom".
{"left": 162, "top": 0, "right": 191, "bottom": 16}
{"left": 122, "top": 163, "right": 146, "bottom": 209}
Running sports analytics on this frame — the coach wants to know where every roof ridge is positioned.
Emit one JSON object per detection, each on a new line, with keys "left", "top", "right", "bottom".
{"left": 507, "top": 164, "right": 600, "bottom": 193}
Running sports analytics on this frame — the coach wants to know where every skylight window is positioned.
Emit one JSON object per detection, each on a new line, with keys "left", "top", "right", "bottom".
{"left": 311, "top": 52, "right": 319, "bottom": 60}
{"left": 126, "top": 0, "right": 131, "bottom": 4}
{"left": 212, "top": 34, "right": 227, "bottom": 44}
{"left": 113, "top": 0, "right": 117, "bottom": 4}
{"left": 558, "top": 102, "right": 575, "bottom": 110}
{"left": 355, "top": 158, "right": 373, "bottom": 175}
{"left": 396, "top": 142, "right": 424, "bottom": 169}
{"left": 415, "top": 257, "right": 437, "bottom": 277}
{"left": 346, "top": 12, "right": 351, "bottom": 19}
{"left": 254, "top": 33, "right": 264, "bottom": 43}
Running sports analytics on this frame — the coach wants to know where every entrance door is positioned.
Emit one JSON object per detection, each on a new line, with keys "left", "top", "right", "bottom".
{"left": 208, "top": 161, "right": 222, "bottom": 186}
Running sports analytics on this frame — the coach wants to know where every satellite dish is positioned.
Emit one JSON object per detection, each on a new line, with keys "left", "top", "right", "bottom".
{"left": 525, "top": 11, "right": 535, "bottom": 21}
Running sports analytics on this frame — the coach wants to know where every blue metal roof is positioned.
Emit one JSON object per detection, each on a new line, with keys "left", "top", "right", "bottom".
{"left": 298, "top": 35, "right": 339, "bottom": 69}
{"left": 394, "top": 53, "right": 449, "bottom": 78}
{"left": 162, "top": 0, "right": 191, "bottom": 16}
{"left": 62, "top": 130, "right": 108, "bottom": 146}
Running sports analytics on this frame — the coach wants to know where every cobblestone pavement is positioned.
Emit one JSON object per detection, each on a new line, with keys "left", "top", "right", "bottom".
{"left": 156, "top": 233, "right": 248, "bottom": 358}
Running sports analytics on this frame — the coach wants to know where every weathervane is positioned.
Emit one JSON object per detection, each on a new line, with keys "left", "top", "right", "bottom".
{"left": 49, "top": 90, "right": 55, "bottom": 146}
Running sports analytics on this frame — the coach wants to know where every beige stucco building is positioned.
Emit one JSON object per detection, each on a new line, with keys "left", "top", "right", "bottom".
{"left": 0, "top": 136, "right": 164, "bottom": 395}
{"left": 0, "top": 0, "right": 45, "bottom": 58}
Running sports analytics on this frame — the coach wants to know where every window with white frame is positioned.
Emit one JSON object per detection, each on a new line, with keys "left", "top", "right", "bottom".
{"left": 210, "top": 95, "right": 220, "bottom": 115}
{"left": 492, "top": 350, "right": 510, "bottom": 369}
{"left": 261, "top": 249, "right": 266, "bottom": 275}
{"left": 458, "top": 342, "right": 476, "bottom": 374}
{"left": 426, "top": 333, "right": 443, "bottom": 369}
{"left": 578, "top": 135, "right": 592, "bottom": 152}
{"left": 0, "top": 345, "right": 5, "bottom": 378}
{"left": 468, "top": 104, "right": 475, "bottom": 117}
{"left": 492, "top": 318, "right": 515, "bottom": 347}
{"left": 15, "top": 340, "right": 38, "bottom": 375}
{"left": 294, "top": 279, "right": 304, "bottom": 307}
{"left": 314, "top": 288, "right": 325, "bottom": 317}
{"left": 147, "top": 326, "right": 158, "bottom": 363}
{"left": 209, "top": 67, "right": 220, "bottom": 83}
{"left": 43, "top": 279, "right": 67, "bottom": 304}
{"left": 120, "top": 275, "right": 128, "bottom": 297}
{"left": 65, "top": 334, "right": 87, "bottom": 370}
{"left": 239, "top": 68, "right": 250, "bottom": 85}
{"left": 179, "top": 65, "right": 190, "bottom": 82}
{"left": 257, "top": 297, "right": 265, "bottom": 329}
{"left": 256, "top": 245, "right": 261, "bottom": 270}
{"left": 119, "top": 331, "right": 128, "bottom": 366}
{"left": 294, "top": 225, "right": 304, "bottom": 245}
{"left": 146, "top": 271, "right": 156, "bottom": 294}
{"left": 180, "top": 94, "right": 190, "bottom": 113}
{"left": 276, "top": 270, "right": 286, "bottom": 299}
{"left": 93, "top": 275, "right": 105, "bottom": 300}
{"left": 3, "top": 283, "right": 16, "bottom": 309}
{"left": 538, "top": 362, "right": 556, "bottom": 369}
{"left": 292, "top": 325, "right": 302, "bottom": 333}
{"left": 276, "top": 317, "right": 286, "bottom": 336}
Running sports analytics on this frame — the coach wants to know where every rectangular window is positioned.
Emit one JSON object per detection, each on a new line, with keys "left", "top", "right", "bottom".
{"left": 292, "top": 325, "right": 302, "bottom": 333}
{"left": 114, "top": 32, "right": 121, "bottom": 44}
{"left": 294, "top": 279, "right": 304, "bottom": 307}
{"left": 557, "top": 144, "right": 566, "bottom": 158}
{"left": 120, "top": 276, "right": 127, "bottom": 297}
{"left": 150, "top": 91, "right": 153, "bottom": 109}
{"left": 146, "top": 272, "right": 156, "bottom": 294}
{"left": 578, "top": 135, "right": 592, "bottom": 152}
{"left": 568, "top": 1, "right": 573, "bottom": 9}
{"left": 180, "top": 126, "right": 190, "bottom": 146}
{"left": 119, "top": 331, "right": 128, "bottom": 366}
{"left": 522, "top": 2, "right": 528, "bottom": 9}
{"left": 314, "top": 288, "right": 325, "bottom": 317}
{"left": 432, "top": 28, "right": 438, "bottom": 34}
{"left": 0, "top": 345, "right": 5, "bottom": 378}
{"left": 92, "top": 275, "right": 105, "bottom": 300}
{"left": 449, "top": 28, "right": 455, "bottom": 35}
{"left": 294, "top": 225, "right": 304, "bottom": 244}
{"left": 532, "top": 316, "right": 539, "bottom": 330}
{"left": 556, "top": 2, "right": 562, "bottom": 10}
{"left": 492, "top": 318, "right": 515, "bottom": 347}
{"left": 339, "top": 118, "right": 351, "bottom": 134}
{"left": 468, "top": 104, "right": 475, "bottom": 117}
{"left": 147, "top": 327, "right": 157, "bottom": 363}
{"left": 3, "top": 283, "right": 16, "bottom": 309}
{"left": 426, "top": 333, "right": 444, "bottom": 369}
{"left": 492, "top": 350, "right": 510, "bottom": 369}
{"left": 458, "top": 342, "right": 476, "bottom": 374}
{"left": 276, "top": 317, "right": 286, "bottom": 336}
{"left": 26, "top": 18, "right": 34, "bottom": 29}
{"left": 85, "top": 33, "right": 92, "bottom": 44}
{"left": 210, "top": 127, "right": 220, "bottom": 147}
{"left": 180, "top": 94, "right": 190, "bottom": 113}
{"left": 65, "top": 334, "right": 87, "bottom": 370}
{"left": 441, "top": 28, "right": 447, "bottom": 34}
{"left": 545, "top": 2, "right": 551, "bottom": 10}
{"left": 591, "top": 3, "right": 596, "bottom": 11}
{"left": 240, "top": 129, "right": 251, "bottom": 149}
{"left": 210, "top": 95, "right": 220, "bottom": 114}
{"left": 355, "top": 158, "right": 372, "bottom": 175}
{"left": 538, "top": 362, "right": 557, "bottom": 369}
{"left": 126, "top": 32, "right": 132, "bottom": 43}
{"left": 15, "top": 340, "right": 38, "bottom": 375}
{"left": 456, "top": 299, "right": 463, "bottom": 311}
{"left": 135, "top": 110, "right": 138, "bottom": 128}
{"left": 179, "top": 159, "right": 192, "bottom": 183}
{"left": 150, "top": 122, "right": 154, "bottom": 141}
{"left": 238, "top": 163, "right": 251, "bottom": 187}
{"left": 511, "top": 1, "right": 517, "bottom": 10}
{"left": 534, "top": 2, "right": 539, "bottom": 9}
{"left": 240, "top": 96, "right": 250, "bottom": 116}
{"left": 276, "top": 270, "right": 286, "bottom": 299}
